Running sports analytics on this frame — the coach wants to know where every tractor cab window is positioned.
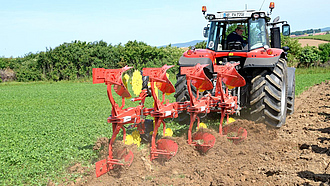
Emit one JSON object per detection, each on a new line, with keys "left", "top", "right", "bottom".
{"left": 225, "top": 23, "right": 248, "bottom": 50}
{"left": 248, "top": 18, "right": 269, "bottom": 50}
{"left": 206, "top": 21, "right": 224, "bottom": 51}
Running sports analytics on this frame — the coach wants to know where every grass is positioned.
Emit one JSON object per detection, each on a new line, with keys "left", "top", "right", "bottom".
{"left": 0, "top": 74, "right": 178, "bottom": 185}
{"left": 0, "top": 67, "right": 329, "bottom": 185}
{"left": 297, "top": 34, "right": 330, "bottom": 42}
{"left": 295, "top": 67, "right": 330, "bottom": 95}
{"left": 0, "top": 81, "right": 112, "bottom": 185}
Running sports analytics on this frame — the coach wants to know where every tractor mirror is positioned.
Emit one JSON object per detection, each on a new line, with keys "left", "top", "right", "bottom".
{"left": 282, "top": 24, "right": 290, "bottom": 36}
{"left": 282, "top": 46, "right": 290, "bottom": 52}
{"left": 203, "top": 26, "right": 209, "bottom": 38}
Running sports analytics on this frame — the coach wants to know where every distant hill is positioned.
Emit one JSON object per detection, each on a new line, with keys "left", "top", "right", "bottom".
{"left": 159, "top": 40, "right": 205, "bottom": 48}
{"left": 291, "top": 27, "right": 330, "bottom": 36}
{"left": 321, "top": 27, "right": 330, "bottom": 32}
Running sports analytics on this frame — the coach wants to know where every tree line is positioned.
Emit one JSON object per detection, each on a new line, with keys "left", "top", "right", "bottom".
{"left": 291, "top": 28, "right": 322, "bottom": 36}
{"left": 0, "top": 40, "right": 184, "bottom": 82}
{"left": 1, "top": 37, "right": 329, "bottom": 83}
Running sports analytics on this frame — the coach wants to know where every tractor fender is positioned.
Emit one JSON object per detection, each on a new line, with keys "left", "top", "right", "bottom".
{"left": 178, "top": 56, "right": 214, "bottom": 74}
{"left": 243, "top": 55, "right": 280, "bottom": 68}
{"left": 287, "top": 67, "right": 296, "bottom": 98}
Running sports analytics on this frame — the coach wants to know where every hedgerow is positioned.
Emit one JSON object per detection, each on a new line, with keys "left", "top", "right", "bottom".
{"left": 1, "top": 37, "right": 330, "bottom": 83}
{"left": 0, "top": 40, "right": 184, "bottom": 82}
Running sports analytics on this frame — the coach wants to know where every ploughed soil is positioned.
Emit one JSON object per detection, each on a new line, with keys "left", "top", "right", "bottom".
{"left": 63, "top": 81, "right": 330, "bottom": 186}
{"left": 298, "top": 39, "right": 329, "bottom": 47}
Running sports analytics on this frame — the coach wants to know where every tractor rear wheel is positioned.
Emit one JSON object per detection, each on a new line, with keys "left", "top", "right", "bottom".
{"left": 174, "top": 74, "right": 197, "bottom": 102}
{"left": 287, "top": 82, "right": 295, "bottom": 115}
{"left": 140, "top": 119, "right": 154, "bottom": 143}
{"left": 174, "top": 74, "right": 197, "bottom": 124}
{"left": 287, "top": 67, "right": 296, "bottom": 115}
{"left": 249, "top": 58, "right": 288, "bottom": 128}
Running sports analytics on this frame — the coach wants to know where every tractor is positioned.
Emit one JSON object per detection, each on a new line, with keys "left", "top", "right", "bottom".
{"left": 175, "top": 2, "right": 295, "bottom": 128}
{"left": 92, "top": 2, "right": 295, "bottom": 177}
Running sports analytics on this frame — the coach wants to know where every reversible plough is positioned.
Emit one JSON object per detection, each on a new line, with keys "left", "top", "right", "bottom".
{"left": 92, "top": 63, "right": 248, "bottom": 177}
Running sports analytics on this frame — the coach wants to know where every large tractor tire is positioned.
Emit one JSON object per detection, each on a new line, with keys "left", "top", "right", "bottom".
{"left": 142, "top": 75, "right": 149, "bottom": 90}
{"left": 287, "top": 67, "right": 296, "bottom": 115}
{"left": 249, "top": 58, "right": 288, "bottom": 128}
{"left": 174, "top": 74, "right": 197, "bottom": 124}
{"left": 140, "top": 119, "right": 154, "bottom": 143}
{"left": 174, "top": 74, "right": 197, "bottom": 102}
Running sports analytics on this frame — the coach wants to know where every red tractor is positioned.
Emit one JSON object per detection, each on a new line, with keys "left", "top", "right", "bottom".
{"left": 91, "top": 2, "right": 294, "bottom": 177}
{"left": 175, "top": 2, "right": 295, "bottom": 127}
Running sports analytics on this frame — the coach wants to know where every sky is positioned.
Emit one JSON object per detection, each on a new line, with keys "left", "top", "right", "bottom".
{"left": 1, "top": 0, "right": 329, "bottom": 58}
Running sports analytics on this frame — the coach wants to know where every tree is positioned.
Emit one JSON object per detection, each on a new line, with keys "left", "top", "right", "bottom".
{"left": 298, "top": 46, "right": 320, "bottom": 67}
{"left": 281, "top": 35, "right": 302, "bottom": 66}
{"left": 194, "top": 41, "right": 207, "bottom": 49}
{"left": 0, "top": 40, "right": 185, "bottom": 82}
{"left": 318, "top": 43, "right": 330, "bottom": 63}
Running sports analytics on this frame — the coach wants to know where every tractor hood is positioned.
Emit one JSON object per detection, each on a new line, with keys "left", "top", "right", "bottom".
{"left": 183, "top": 49, "right": 215, "bottom": 59}
{"left": 180, "top": 47, "right": 285, "bottom": 69}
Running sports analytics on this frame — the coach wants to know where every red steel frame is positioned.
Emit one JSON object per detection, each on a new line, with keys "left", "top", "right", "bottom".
{"left": 93, "top": 66, "right": 150, "bottom": 177}
{"left": 211, "top": 63, "right": 247, "bottom": 141}
{"left": 142, "top": 65, "right": 179, "bottom": 161}
{"left": 180, "top": 64, "right": 215, "bottom": 153}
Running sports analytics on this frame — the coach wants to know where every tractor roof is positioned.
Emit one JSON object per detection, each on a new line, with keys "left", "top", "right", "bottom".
{"left": 205, "top": 10, "right": 271, "bottom": 22}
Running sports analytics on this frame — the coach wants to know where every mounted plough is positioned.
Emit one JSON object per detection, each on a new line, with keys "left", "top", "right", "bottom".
{"left": 92, "top": 63, "right": 247, "bottom": 177}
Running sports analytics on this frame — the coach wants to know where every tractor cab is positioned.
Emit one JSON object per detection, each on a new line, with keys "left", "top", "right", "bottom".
{"left": 202, "top": 3, "right": 290, "bottom": 52}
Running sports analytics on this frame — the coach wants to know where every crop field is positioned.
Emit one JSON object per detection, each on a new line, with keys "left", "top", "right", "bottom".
{"left": 0, "top": 68, "right": 329, "bottom": 185}
{"left": 0, "top": 76, "right": 178, "bottom": 185}
{"left": 295, "top": 67, "right": 330, "bottom": 95}
{"left": 0, "top": 81, "right": 110, "bottom": 185}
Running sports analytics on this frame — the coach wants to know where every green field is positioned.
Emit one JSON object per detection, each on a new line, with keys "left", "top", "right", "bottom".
{"left": 0, "top": 76, "right": 178, "bottom": 185}
{"left": 0, "top": 68, "right": 329, "bottom": 185}
{"left": 295, "top": 67, "right": 330, "bottom": 95}
{"left": 0, "top": 81, "right": 111, "bottom": 185}
{"left": 297, "top": 33, "right": 330, "bottom": 42}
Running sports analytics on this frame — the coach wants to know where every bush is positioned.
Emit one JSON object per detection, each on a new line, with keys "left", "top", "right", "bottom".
{"left": 281, "top": 35, "right": 302, "bottom": 67}
{"left": 0, "top": 40, "right": 185, "bottom": 82}
{"left": 195, "top": 41, "right": 207, "bottom": 49}
{"left": 0, "top": 57, "right": 16, "bottom": 69}
{"left": 15, "top": 58, "right": 42, "bottom": 82}
{"left": 318, "top": 43, "right": 330, "bottom": 63}
{"left": 298, "top": 46, "right": 320, "bottom": 67}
